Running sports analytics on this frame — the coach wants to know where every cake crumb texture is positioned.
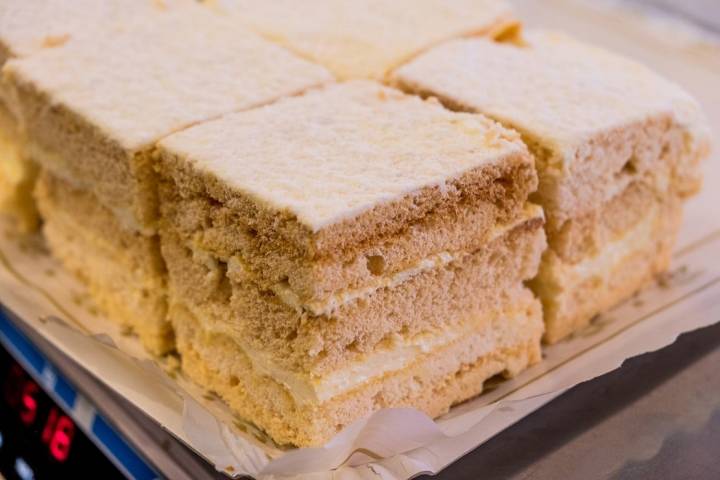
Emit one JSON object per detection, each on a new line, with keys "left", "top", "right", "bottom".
{"left": 394, "top": 31, "right": 710, "bottom": 226}
{"left": 173, "top": 292, "right": 543, "bottom": 447}
{"left": 158, "top": 81, "right": 534, "bottom": 235}
{"left": 532, "top": 192, "right": 682, "bottom": 343}
{"left": 34, "top": 171, "right": 173, "bottom": 355}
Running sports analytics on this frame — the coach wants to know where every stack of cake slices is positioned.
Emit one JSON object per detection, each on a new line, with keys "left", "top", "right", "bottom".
{"left": 0, "top": 0, "right": 186, "bottom": 232}
{"left": 0, "top": 0, "right": 711, "bottom": 451}
{"left": 1, "top": 1, "right": 331, "bottom": 354}
{"left": 394, "top": 31, "right": 710, "bottom": 342}
{"left": 156, "top": 81, "right": 546, "bottom": 446}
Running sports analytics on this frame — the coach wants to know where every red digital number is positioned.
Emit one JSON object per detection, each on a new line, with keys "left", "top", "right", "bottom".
{"left": 40, "top": 407, "right": 75, "bottom": 462}
{"left": 20, "top": 381, "right": 39, "bottom": 425}
{"left": 5, "top": 362, "right": 76, "bottom": 462}
{"left": 49, "top": 415, "right": 75, "bottom": 462}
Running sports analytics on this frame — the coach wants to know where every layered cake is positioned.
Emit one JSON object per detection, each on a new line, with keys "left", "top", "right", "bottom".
{"left": 394, "top": 31, "right": 711, "bottom": 342}
{"left": 0, "top": 0, "right": 192, "bottom": 231}
{"left": 2, "top": 2, "right": 331, "bottom": 354}
{"left": 156, "top": 81, "right": 546, "bottom": 446}
{"left": 2, "top": 0, "right": 711, "bottom": 453}
{"left": 208, "top": 0, "right": 518, "bottom": 80}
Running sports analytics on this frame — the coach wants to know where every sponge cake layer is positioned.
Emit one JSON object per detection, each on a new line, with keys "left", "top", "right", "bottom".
{"left": 161, "top": 206, "right": 545, "bottom": 375}
{"left": 35, "top": 171, "right": 172, "bottom": 354}
{"left": 173, "top": 289, "right": 542, "bottom": 447}
{"left": 394, "top": 31, "right": 709, "bottom": 228}
{"left": 531, "top": 192, "right": 682, "bottom": 343}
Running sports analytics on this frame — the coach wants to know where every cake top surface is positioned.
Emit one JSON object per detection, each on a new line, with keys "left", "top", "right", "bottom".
{"left": 395, "top": 30, "right": 709, "bottom": 161}
{"left": 0, "top": 0, "right": 192, "bottom": 64}
{"left": 159, "top": 81, "right": 528, "bottom": 232}
{"left": 208, "top": 0, "right": 513, "bottom": 80}
{"left": 2, "top": 3, "right": 332, "bottom": 151}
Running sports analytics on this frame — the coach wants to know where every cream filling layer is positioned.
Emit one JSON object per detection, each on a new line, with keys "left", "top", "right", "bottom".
{"left": 199, "top": 203, "right": 543, "bottom": 317}
{"left": 190, "top": 303, "right": 537, "bottom": 406}
{"left": 23, "top": 141, "right": 150, "bottom": 234}
{"left": 264, "top": 250, "right": 456, "bottom": 316}
{"left": 37, "top": 185, "right": 157, "bottom": 274}
{"left": 546, "top": 200, "right": 660, "bottom": 287}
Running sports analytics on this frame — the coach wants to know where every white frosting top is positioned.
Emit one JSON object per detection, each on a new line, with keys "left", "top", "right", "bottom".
{"left": 207, "top": 0, "right": 513, "bottom": 80}
{"left": 159, "top": 81, "right": 527, "bottom": 232}
{"left": 395, "top": 30, "right": 710, "bottom": 163}
{"left": 2, "top": 3, "right": 332, "bottom": 151}
{"left": 0, "top": 0, "right": 192, "bottom": 62}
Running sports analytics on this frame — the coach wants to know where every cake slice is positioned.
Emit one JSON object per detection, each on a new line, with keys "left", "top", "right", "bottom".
{"left": 209, "top": 0, "right": 518, "bottom": 80}
{"left": 2, "top": 2, "right": 332, "bottom": 233}
{"left": 0, "top": 0, "right": 191, "bottom": 231}
{"left": 1, "top": 2, "right": 331, "bottom": 354}
{"left": 157, "top": 81, "right": 546, "bottom": 445}
{"left": 157, "top": 81, "right": 538, "bottom": 310}
{"left": 394, "top": 31, "right": 711, "bottom": 342}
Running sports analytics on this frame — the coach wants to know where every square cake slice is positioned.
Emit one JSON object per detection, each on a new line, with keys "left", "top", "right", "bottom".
{"left": 0, "top": 0, "right": 191, "bottom": 231}
{"left": 1, "top": 1, "right": 329, "bottom": 353}
{"left": 394, "top": 31, "right": 711, "bottom": 342}
{"left": 2, "top": 2, "right": 332, "bottom": 233}
{"left": 157, "top": 81, "right": 537, "bottom": 308}
{"left": 209, "top": 0, "right": 517, "bottom": 80}
{"left": 157, "top": 81, "right": 545, "bottom": 445}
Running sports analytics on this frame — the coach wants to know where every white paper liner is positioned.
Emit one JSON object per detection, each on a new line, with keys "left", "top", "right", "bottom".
{"left": 0, "top": 1, "right": 719, "bottom": 478}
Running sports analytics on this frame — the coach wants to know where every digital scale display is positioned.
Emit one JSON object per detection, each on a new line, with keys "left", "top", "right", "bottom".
{"left": 0, "top": 311, "right": 159, "bottom": 480}
{"left": 0, "top": 345, "right": 123, "bottom": 479}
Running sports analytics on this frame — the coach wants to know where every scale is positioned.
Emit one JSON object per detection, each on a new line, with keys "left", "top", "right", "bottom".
{"left": 0, "top": 308, "right": 223, "bottom": 480}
